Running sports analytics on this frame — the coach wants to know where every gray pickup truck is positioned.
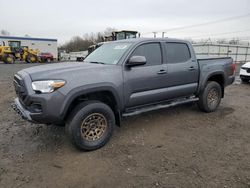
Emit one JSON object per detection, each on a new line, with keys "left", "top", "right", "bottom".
{"left": 12, "top": 38, "right": 235, "bottom": 150}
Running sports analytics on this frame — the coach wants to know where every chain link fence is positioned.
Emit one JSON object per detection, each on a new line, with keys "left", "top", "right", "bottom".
{"left": 193, "top": 43, "right": 250, "bottom": 63}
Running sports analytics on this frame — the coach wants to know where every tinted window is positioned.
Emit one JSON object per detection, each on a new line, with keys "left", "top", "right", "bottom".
{"left": 165, "top": 43, "right": 191, "bottom": 63}
{"left": 131, "top": 43, "right": 162, "bottom": 66}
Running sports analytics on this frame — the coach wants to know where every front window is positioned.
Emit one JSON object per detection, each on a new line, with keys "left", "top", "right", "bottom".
{"left": 131, "top": 43, "right": 162, "bottom": 66}
{"left": 116, "top": 32, "right": 125, "bottom": 40}
{"left": 84, "top": 42, "right": 132, "bottom": 65}
{"left": 8, "top": 41, "right": 21, "bottom": 48}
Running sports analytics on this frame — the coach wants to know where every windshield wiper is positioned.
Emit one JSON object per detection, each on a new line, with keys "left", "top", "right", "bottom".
{"left": 88, "top": 61, "right": 105, "bottom": 64}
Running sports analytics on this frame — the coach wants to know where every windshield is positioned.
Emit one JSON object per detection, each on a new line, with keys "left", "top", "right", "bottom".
{"left": 84, "top": 42, "right": 132, "bottom": 65}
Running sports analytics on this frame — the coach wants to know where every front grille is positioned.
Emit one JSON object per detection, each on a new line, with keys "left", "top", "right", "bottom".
{"left": 14, "top": 74, "right": 27, "bottom": 102}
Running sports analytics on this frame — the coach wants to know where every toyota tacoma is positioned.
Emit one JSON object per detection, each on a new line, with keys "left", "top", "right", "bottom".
{"left": 12, "top": 38, "right": 235, "bottom": 151}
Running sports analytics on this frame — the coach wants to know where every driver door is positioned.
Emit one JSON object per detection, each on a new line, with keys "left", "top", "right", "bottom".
{"left": 123, "top": 42, "right": 168, "bottom": 107}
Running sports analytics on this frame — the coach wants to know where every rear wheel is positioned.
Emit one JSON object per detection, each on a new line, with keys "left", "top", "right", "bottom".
{"left": 198, "top": 81, "right": 222, "bottom": 112}
{"left": 66, "top": 101, "right": 115, "bottom": 151}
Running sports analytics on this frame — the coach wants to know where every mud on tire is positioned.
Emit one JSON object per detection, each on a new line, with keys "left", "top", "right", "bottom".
{"left": 198, "top": 81, "right": 222, "bottom": 112}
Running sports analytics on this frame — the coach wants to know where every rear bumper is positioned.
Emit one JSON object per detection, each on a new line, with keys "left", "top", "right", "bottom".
{"left": 227, "top": 75, "right": 235, "bottom": 86}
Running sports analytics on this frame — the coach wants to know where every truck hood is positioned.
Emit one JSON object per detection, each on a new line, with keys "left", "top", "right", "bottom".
{"left": 19, "top": 62, "right": 117, "bottom": 80}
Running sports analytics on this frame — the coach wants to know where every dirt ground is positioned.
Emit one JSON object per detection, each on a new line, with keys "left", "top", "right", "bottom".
{"left": 0, "top": 62, "right": 250, "bottom": 188}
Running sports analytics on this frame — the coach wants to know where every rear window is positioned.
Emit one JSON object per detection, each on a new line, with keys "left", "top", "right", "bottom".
{"left": 165, "top": 43, "right": 191, "bottom": 63}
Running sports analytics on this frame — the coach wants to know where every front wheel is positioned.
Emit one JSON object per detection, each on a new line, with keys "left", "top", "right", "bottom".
{"left": 66, "top": 101, "right": 115, "bottom": 151}
{"left": 3, "top": 54, "right": 15, "bottom": 64}
{"left": 198, "top": 81, "right": 222, "bottom": 112}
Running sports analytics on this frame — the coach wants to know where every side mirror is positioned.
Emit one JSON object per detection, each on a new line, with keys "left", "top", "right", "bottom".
{"left": 126, "top": 56, "right": 146, "bottom": 67}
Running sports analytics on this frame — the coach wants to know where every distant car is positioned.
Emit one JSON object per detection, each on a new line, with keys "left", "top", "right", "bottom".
{"left": 239, "top": 62, "right": 250, "bottom": 83}
{"left": 38, "top": 52, "right": 54, "bottom": 63}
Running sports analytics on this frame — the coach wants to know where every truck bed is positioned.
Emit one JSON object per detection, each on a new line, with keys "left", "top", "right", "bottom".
{"left": 197, "top": 57, "right": 235, "bottom": 87}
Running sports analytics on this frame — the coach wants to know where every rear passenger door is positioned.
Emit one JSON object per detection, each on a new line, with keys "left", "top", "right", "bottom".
{"left": 163, "top": 42, "right": 199, "bottom": 98}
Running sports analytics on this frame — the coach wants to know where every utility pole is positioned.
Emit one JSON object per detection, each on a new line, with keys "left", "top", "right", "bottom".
{"left": 162, "top": 32, "right": 165, "bottom": 38}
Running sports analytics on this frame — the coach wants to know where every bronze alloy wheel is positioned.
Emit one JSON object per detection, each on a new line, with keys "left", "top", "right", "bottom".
{"left": 207, "top": 88, "right": 219, "bottom": 109}
{"left": 81, "top": 113, "right": 108, "bottom": 141}
{"left": 66, "top": 101, "right": 115, "bottom": 151}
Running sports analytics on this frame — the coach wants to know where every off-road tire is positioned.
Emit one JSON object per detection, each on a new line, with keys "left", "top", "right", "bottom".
{"left": 198, "top": 81, "right": 222, "bottom": 112}
{"left": 66, "top": 100, "right": 115, "bottom": 151}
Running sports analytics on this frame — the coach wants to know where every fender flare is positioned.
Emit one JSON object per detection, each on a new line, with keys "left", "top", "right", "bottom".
{"left": 199, "top": 71, "right": 226, "bottom": 93}
{"left": 60, "top": 83, "right": 123, "bottom": 118}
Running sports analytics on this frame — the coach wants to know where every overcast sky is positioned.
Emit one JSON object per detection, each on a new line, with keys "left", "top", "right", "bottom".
{"left": 0, "top": 0, "right": 249, "bottom": 44}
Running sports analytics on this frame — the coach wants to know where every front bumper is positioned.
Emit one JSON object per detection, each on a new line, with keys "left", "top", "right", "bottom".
{"left": 12, "top": 95, "right": 65, "bottom": 125}
{"left": 12, "top": 98, "right": 35, "bottom": 122}
{"left": 12, "top": 72, "right": 66, "bottom": 125}
{"left": 240, "top": 75, "right": 250, "bottom": 80}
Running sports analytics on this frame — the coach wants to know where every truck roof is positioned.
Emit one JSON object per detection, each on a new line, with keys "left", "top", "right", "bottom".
{"left": 113, "top": 37, "right": 189, "bottom": 44}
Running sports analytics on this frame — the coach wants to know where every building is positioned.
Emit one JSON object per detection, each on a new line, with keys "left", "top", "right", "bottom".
{"left": 0, "top": 36, "right": 58, "bottom": 60}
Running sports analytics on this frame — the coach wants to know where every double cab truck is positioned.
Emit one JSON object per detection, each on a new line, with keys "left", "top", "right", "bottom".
{"left": 12, "top": 38, "right": 235, "bottom": 151}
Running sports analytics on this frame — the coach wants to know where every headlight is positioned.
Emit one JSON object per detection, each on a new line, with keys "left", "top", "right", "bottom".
{"left": 32, "top": 80, "right": 65, "bottom": 93}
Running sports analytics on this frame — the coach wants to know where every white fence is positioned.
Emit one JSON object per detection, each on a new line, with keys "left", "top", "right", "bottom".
{"left": 193, "top": 43, "right": 250, "bottom": 63}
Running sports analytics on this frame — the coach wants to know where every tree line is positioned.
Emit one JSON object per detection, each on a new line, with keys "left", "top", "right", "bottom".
{"left": 59, "top": 28, "right": 116, "bottom": 52}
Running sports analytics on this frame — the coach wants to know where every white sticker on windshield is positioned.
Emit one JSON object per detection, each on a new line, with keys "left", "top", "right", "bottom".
{"left": 114, "top": 45, "right": 128, "bottom": 50}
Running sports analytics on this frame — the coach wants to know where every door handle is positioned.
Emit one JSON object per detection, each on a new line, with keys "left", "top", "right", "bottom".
{"left": 157, "top": 70, "right": 167, "bottom": 74}
{"left": 189, "top": 66, "right": 196, "bottom": 71}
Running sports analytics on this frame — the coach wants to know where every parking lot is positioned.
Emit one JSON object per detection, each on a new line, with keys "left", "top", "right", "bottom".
{"left": 0, "top": 62, "right": 250, "bottom": 188}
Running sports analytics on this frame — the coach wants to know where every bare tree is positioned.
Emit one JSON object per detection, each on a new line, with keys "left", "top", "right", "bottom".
{"left": 59, "top": 27, "right": 117, "bottom": 52}
{"left": 103, "top": 27, "right": 117, "bottom": 37}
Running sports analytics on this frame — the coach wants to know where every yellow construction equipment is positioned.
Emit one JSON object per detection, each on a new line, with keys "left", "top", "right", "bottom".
{"left": 0, "top": 41, "right": 39, "bottom": 63}
{"left": 88, "top": 30, "right": 138, "bottom": 54}
{"left": 21, "top": 46, "right": 40, "bottom": 63}
{"left": 0, "top": 42, "right": 15, "bottom": 64}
